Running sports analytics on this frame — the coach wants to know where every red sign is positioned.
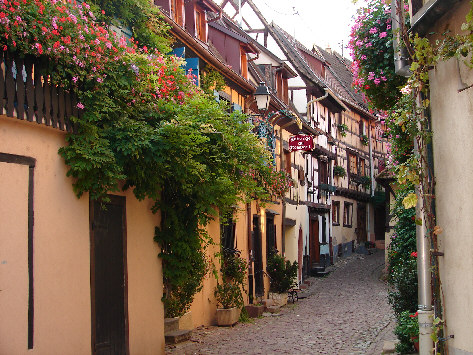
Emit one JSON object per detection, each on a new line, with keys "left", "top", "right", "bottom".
{"left": 289, "top": 135, "right": 314, "bottom": 152}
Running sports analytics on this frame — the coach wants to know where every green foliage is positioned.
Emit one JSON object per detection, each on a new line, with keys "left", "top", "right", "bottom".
{"left": 349, "top": 0, "right": 407, "bottom": 110}
{"left": 91, "top": 0, "right": 172, "bottom": 53}
{"left": 214, "top": 283, "right": 244, "bottom": 309}
{"left": 360, "top": 134, "right": 369, "bottom": 146}
{"left": 359, "top": 175, "right": 371, "bottom": 189}
{"left": 3, "top": 1, "right": 289, "bottom": 319}
{"left": 333, "top": 165, "right": 347, "bottom": 178}
{"left": 267, "top": 252, "right": 298, "bottom": 293}
{"left": 337, "top": 123, "right": 348, "bottom": 137}
{"left": 214, "top": 252, "right": 247, "bottom": 309}
{"left": 394, "top": 311, "right": 419, "bottom": 354}
{"left": 200, "top": 67, "right": 226, "bottom": 96}
{"left": 388, "top": 186, "right": 418, "bottom": 317}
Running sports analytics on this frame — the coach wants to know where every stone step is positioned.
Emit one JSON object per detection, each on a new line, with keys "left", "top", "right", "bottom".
{"left": 314, "top": 270, "right": 330, "bottom": 277}
{"left": 164, "top": 317, "right": 179, "bottom": 333}
{"left": 164, "top": 330, "right": 191, "bottom": 344}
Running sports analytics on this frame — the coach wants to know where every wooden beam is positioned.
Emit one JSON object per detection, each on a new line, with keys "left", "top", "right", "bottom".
{"left": 246, "top": 29, "right": 266, "bottom": 33}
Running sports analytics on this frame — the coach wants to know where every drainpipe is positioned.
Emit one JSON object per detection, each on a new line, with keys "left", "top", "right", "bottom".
{"left": 391, "top": 0, "right": 411, "bottom": 77}
{"left": 415, "top": 137, "right": 434, "bottom": 355}
{"left": 367, "top": 122, "right": 374, "bottom": 242}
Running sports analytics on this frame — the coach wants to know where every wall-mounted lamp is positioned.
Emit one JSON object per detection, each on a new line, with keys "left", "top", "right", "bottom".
{"left": 254, "top": 82, "right": 271, "bottom": 111}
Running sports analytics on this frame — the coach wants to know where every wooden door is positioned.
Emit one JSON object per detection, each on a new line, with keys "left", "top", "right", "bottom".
{"left": 266, "top": 215, "right": 276, "bottom": 258}
{"left": 298, "top": 228, "right": 303, "bottom": 281}
{"left": 91, "top": 196, "right": 128, "bottom": 355}
{"left": 252, "top": 216, "right": 264, "bottom": 297}
{"left": 309, "top": 218, "right": 320, "bottom": 266}
{"left": 356, "top": 203, "right": 367, "bottom": 243}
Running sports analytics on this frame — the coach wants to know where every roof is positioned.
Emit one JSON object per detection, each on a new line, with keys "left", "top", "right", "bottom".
{"left": 315, "top": 46, "right": 371, "bottom": 114}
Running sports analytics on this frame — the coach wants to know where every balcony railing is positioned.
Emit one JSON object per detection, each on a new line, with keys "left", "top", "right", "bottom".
{"left": 1, "top": 51, "right": 80, "bottom": 132}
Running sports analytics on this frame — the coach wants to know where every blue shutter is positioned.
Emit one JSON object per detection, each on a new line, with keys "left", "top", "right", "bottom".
{"left": 185, "top": 57, "right": 199, "bottom": 86}
{"left": 231, "top": 103, "right": 242, "bottom": 112}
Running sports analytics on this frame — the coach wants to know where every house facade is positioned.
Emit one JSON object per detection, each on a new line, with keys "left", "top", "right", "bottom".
{"left": 404, "top": 0, "right": 473, "bottom": 353}
{"left": 0, "top": 54, "right": 165, "bottom": 354}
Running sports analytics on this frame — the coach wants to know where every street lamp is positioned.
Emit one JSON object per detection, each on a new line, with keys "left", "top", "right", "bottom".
{"left": 254, "top": 82, "right": 271, "bottom": 111}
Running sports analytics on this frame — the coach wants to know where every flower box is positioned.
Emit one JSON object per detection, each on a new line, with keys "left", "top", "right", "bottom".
{"left": 216, "top": 307, "right": 241, "bottom": 326}
{"left": 244, "top": 304, "right": 265, "bottom": 318}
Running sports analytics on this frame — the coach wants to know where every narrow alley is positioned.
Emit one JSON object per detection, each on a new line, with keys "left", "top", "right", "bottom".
{"left": 166, "top": 251, "right": 395, "bottom": 355}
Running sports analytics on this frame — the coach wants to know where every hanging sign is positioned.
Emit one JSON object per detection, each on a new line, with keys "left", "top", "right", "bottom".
{"left": 289, "top": 134, "right": 314, "bottom": 152}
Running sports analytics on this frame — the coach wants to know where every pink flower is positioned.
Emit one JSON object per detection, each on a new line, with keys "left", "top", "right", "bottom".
{"left": 369, "top": 27, "right": 377, "bottom": 34}
{"left": 379, "top": 32, "right": 387, "bottom": 38}
{"left": 374, "top": 78, "right": 381, "bottom": 85}
{"left": 76, "top": 102, "right": 85, "bottom": 109}
{"left": 368, "top": 72, "right": 375, "bottom": 80}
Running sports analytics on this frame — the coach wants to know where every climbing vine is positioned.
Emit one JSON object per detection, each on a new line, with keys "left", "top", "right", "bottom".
{"left": 351, "top": 0, "right": 473, "bottom": 352}
{"left": 1, "top": 0, "right": 288, "bottom": 318}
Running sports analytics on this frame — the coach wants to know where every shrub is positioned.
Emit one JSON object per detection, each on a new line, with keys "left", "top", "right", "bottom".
{"left": 267, "top": 252, "right": 298, "bottom": 293}
{"left": 394, "top": 310, "right": 419, "bottom": 354}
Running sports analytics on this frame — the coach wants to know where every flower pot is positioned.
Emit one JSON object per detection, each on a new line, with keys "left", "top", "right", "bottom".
{"left": 268, "top": 292, "right": 288, "bottom": 307}
{"left": 411, "top": 336, "right": 419, "bottom": 352}
{"left": 245, "top": 304, "right": 265, "bottom": 318}
{"left": 216, "top": 307, "right": 241, "bottom": 326}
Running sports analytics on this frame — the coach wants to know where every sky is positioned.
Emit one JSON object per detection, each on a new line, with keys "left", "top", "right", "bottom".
{"left": 224, "top": 0, "right": 367, "bottom": 58}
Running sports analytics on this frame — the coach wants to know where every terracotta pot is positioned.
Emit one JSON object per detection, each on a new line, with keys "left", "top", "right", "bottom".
{"left": 216, "top": 307, "right": 241, "bottom": 326}
{"left": 245, "top": 304, "right": 265, "bottom": 318}
{"left": 411, "top": 336, "right": 419, "bottom": 352}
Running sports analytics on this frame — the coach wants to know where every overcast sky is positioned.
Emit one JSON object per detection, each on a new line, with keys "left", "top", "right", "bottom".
{"left": 225, "top": 0, "right": 367, "bottom": 58}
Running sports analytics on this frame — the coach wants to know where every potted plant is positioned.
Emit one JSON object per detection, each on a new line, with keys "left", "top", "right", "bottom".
{"left": 394, "top": 311, "right": 419, "bottom": 353}
{"left": 214, "top": 251, "right": 247, "bottom": 326}
{"left": 359, "top": 176, "right": 371, "bottom": 190}
{"left": 360, "top": 134, "right": 369, "bottom": 146}
{"left": 333, "top": 165, "right": 346, "bottom": 178}
{"left": 337, "top": 123, "right": 348, "bottom": 137}
{"left": 267, "top": 252, "right": 298, "bottom": 307}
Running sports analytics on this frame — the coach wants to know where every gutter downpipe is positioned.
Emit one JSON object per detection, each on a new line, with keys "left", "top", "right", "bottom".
{"left": 392, "top": 2, "right": 432, "bottom": 353}
{"left": 368, "top": 121, "right": 374, "bottom": 243}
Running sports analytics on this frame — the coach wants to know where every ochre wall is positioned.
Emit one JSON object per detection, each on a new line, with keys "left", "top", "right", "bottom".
{"left": 428, "top": 2, "right": 473, "bottom": 352}
{"left": 0, "top": 116, "right": 164, "bottom": 354}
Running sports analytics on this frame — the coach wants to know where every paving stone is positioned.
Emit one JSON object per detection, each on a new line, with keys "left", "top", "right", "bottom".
{"left": 165, "top": 250, "right": 396, "bottom": 355}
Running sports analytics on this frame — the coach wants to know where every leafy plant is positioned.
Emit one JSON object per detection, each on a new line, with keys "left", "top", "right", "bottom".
{"left": 360, "top": 134, "right": 369, "bottom": 146}
{"left": 267, "top": 252, "right": 298, "bottom": 294}
{"left": 349, "top": 0, "right": 407, "bottom": 110}
{"left": 394, "top": 310, "right": 419, "bottom": 354}
{"left": 333, "top": 165, "right": 346, "bottom": 178}
{"left": 215, "top": 252, "right": 247, "bottom": 309}
{"left": 1, "top": 1, "right": 288, "bottom": 319}
{"left": 359, "top": 175, "right": 371, "bottom": 189}
{"left": 337, "top": 123, "right": 348, "bottom": 137}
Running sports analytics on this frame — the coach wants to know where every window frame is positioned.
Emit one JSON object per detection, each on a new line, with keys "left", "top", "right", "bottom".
{"left": 343, "top": 202, "right": 353, "bottom": 228}
{"left": 332, "top": 201, "right": 340, "bottom": 226}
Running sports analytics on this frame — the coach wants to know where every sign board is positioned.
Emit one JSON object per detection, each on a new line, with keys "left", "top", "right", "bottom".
{"left": 289, "top": 134, "right": 314, "bottom": 152}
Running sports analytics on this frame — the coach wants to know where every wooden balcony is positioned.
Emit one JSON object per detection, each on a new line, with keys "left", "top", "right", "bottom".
{"left": 1, "top": 51, "right": 81, "bottom": 132}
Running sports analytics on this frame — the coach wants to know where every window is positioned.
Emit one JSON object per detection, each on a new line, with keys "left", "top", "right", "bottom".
{"left": 348, "top": 153, "right": 357, "bottom": 175}
{"left": 240, "top": 48, "right": 248, "bottom": 79}
{"left": 359, "top": 158, "right": 366, "bottom": 176}
{"left": 285, "top": 150, "right": 292, "bottom": 175}
{"left": 318, "top": 160, "right": 328, "bottom": 184}
{"left": 171, "top": 0, "right": 184, "bottom": 25}
{"left": 359, "top": 119, "right": 366, "bottom": 136}
{"left": 332, "top": 201, "right": 340, "bottom": 225}
{"left": 221, "top": 217, "right": 236, "bottom": 251}
{"left": 343, "top": 202, "right": 353, "bottom": 227}
{"left": 195, "top": 9, "right": 206, "bottom": 41}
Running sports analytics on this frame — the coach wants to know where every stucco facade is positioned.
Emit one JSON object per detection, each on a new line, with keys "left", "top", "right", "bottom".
{"left": 0, "top": 116, "right": 165, "bottom": 354}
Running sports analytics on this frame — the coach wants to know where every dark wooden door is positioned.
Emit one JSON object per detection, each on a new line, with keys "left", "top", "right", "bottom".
{"left": 309, "top": 218, "right": 319, "bottom": 266}
{"left": 266, "top": 215, "right": 276, "bottom": 258}
{"left": 356, "top": 203, "right": 367, "bottom": 243}
{"left": 91, "top": 196, "right": 128, "bottom": 355}
{"left": 253, "top": 216, "right": 264, "bottom": 297}
{"left": 374, "top": 205, "right": 386, "bottom": 240}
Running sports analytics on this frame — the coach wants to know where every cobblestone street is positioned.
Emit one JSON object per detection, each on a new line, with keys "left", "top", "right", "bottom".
{"left": 166, "top": 250, "right": 395, "bottom": 355}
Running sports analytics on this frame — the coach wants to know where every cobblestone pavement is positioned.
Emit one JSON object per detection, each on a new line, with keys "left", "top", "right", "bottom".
{"left": 166, "top": 250, "right": 395, "bottom": 355}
